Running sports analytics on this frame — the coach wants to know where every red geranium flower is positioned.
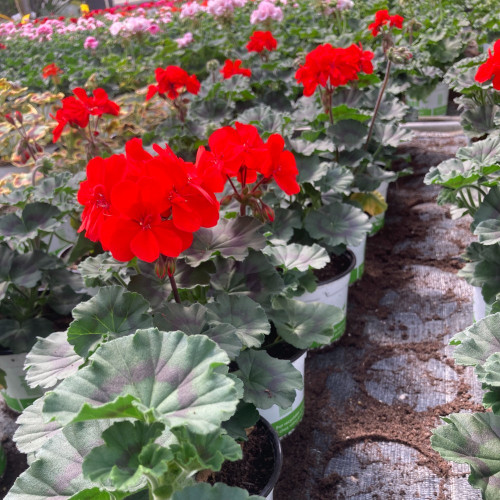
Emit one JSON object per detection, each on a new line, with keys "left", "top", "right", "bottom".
{"left": 78, "top": 138, "right": 220, "bottom": 262}
{"left": 295, "top": 43, "right": 374, "bottom": 96}
{"left": 368, "top": 9, "right": 404, "bottom": 37}
{"left": 0, "top": 43, "right": 6, "bottom": 50}
{"left": 220, "top": 60, "right": 252, "bottom": 79}
{"left": 146, "top": 65, "right": 200, "bottom": 101}
{"left": 246, "top": 31, "right": 278, "bottom": 53}
{"left": 261, "top": 134, "right": 300, "bottom": 195}
{"left": 42, "top": 63, "right": 63, "bottom": 79}
{"left": 50, "top": 87, "right": 120, "bottom": 142}
{"left": 475, "top": 40, "right": 500, "bottom": 90}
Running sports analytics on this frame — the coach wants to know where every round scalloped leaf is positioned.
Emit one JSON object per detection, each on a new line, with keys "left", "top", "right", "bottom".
{"left": 14, "top": 397, "right": 63, "bottom": 456}
{"left": 373, "top": 123, "right": 413, "bottom": 148}
{"left": 78, "top": 253, "right": 131, "bottom": 288}
{"left": 206, "top": 295, "right": 270, "bottom": 349}
{"left": 235, "top": 349, "right": 303, "bottom": 410}
{"left": 43, "top": 329, "right": 239, "bottom": 433}
{"left": 476, "top": 352, "right": 500, "bottom": 388}
{"left": 315, "top": 165, "right": 354, "bottom": 195}
{"left": 475, "top": 220, "right": 500, "bottom": 246}
{"left": 457, "top": 135, "right": 500, "bottom": 168}
{"left": 424, "top": 158, "right": 478, "bottom": 188}
{"left": 0, "top": 202, "right": 60, "bottom": 238}
{"left": 263, "top": 243, "right": 329, "bottom": 272}
{"left": 210, "top": 251, "right": 284, "bottom": 306}
{"left": 264, "top": 207, "right": 301, "bottom": 245}
{"left": 154, "top": 303, "right": 208, "bottom": 336}
{"left": 268, "top": 296, "right": 343, "bottom": 349}
{"left": 183, "top": 217, "right": 266, "bottom": 267}
{"left": 67, "top": 286, "right": 153, "bottom": 359}
{"left": 431, "top": 412, "right": 500, "bottom": 499}
{"left": 25, "top": 331, "right": 83, "bottom": 390}
{"left": 452, "top": 313, "right": 500, "bottom": 367}
{"left": 349, "top": 191, "right": 388, "bottom": 217}
{"left": 172, "top": 483, "right": 265, "bottom": 500}
{"left": 6, "top": 420, "right": 109, "bottom": 500}
{"left": 0, "top": 317, "right": 54, "bottom": 354}
{"left": 472, "top": 186, "right": 500, "bottom": 231}
{"left": 304, "top": 202, "right": 371, "bottom": 248}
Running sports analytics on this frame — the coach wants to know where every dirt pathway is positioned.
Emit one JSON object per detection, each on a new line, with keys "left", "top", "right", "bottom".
{"left": 276, "top": 133, "right": 484, "bottom": 500}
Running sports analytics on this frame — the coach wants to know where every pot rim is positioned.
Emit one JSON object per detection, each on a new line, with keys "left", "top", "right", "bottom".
{"left": 259, "top": 416, "right": 283, "bottom": 497}
{"left": 317, "top": 248, "right": 356, "bottom": 286}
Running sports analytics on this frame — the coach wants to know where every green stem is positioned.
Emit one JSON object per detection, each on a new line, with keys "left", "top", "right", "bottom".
{"left": 168, "top": 273, "right": 181, "bottom": 304}
{"left": 364, "top": 59, "right": 392, "bottom": 150}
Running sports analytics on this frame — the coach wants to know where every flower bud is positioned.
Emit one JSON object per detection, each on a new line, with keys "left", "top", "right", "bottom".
{"left": 407, "top": 19, "right": 422, "bottom": 31}
{"left": 14, "top": 111, "right": 23, "bottom": 124}
{"left": 387, "top": 46, "right": 413, "bottom": 65}
{"left": 262, "top": 202, "right": 275, "bottom": 223}
{"left": 155, "top": 254, "right": 168, "bottom": 280}
{"left": 206, "top": 59, "right": 220, "bottom": 73}
{"left": 4, "top": 113, "right": 15, "bottom": 125}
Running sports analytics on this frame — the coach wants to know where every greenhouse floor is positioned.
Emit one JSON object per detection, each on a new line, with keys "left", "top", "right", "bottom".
{"left": 0, "top": 129, "right": 484, "bottom": 499}
{"left": 275, "top": 131, "right": 484, "bottom": 500}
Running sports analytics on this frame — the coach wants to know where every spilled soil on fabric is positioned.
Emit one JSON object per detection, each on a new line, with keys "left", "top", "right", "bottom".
{"left": 275, "top": 138, "right": 483, "bottom": 500}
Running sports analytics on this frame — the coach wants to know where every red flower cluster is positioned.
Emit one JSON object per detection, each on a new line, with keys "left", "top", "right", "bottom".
{"left": 368, "top": 10, "right": 404, "bottom": 37}
{"left": 295, "top": 43, "right": 374, "bottom": 97}
{"left": 246, "top": 31, "right": 278, "bottom": 53}
{"left": 0, "top": 43, "right": 6, "bottom": 50}
{"left": 220, "top": 60, "right": 252, "bottom": 79}
{"left": 146, "top": 65, "right": 200, "bottom": 101}
{"left": 51, "top": 88, "right": 120, "bottom": 142}
{"left": 78, "top": 138, "right": 220, "bottom": 262}
{"left": 195, "top": 122, "right": 299, "bottom": 197}
{"left": 42, "top": 63, "right": 63, "bottom": 79}
{"left": 475, "top": 40, "right": 500, "bottom": 91}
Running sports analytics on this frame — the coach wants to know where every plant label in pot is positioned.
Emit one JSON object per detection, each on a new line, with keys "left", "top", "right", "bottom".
{"left": 0, "top": 353, "right": 43, "bottom": 412}
{"left": 348, "top": 233, "right": 367, "bottom": 284}
{"left": 298, "top": 250, "right": 355, "bottom": 346}
{"left": 407, "top": 82, "right": 449, "bottom": 117}
{"left": 258, "top": 350, "right": 306, "bottom": 438}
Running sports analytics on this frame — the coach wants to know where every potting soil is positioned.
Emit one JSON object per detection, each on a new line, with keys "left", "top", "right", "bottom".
{"left": 275, "top": 131, "right": 484, "bottom": 500}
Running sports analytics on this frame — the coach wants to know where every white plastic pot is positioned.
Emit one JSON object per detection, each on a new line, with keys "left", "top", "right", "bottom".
{"left": 258, "top": 350, "right": 306, "bottom": 438}
{"left": 369, "top": 181, "right": 389, "bottom": 237}
{"left": 473, "top": 286, "right": 492, "bottom": 322}
{"left": 298, "top": 250, "right": 355, "bottom": 345}
{"left": 348, "top": 233, "right": 367, "bottom": 285}
{"left": 0, "top": 352, "right": 43, "bottom": 412}
{"left": 406, "top": 82, "right": 449, "bottom": 117}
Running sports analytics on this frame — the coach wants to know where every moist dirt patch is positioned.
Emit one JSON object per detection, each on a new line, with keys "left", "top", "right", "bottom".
{"left": 275, "top": 134, "right": 483, "bottom": 500}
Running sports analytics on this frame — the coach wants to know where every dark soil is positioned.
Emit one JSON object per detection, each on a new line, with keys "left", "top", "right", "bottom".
{"left": 212, "top": 419, "right": 276, "bottom": 495}
{"left": 275, "top": 135, "right": 481, "bottom": 499}
{"left": 314, "top": 250, "right": 354, "bottom": 283}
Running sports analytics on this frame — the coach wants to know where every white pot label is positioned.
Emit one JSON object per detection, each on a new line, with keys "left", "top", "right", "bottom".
{"left": 473, "top": 286, "right": 491, "bottom": 323}
{"left": 348, "top": 235, "right": 367, "bottom": 285}
{"left": 258, "top": 351, "right": 306, "bottom": 438}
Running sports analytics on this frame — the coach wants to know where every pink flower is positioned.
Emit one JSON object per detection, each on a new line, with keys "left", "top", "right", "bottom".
{"left": 84, "top": 36, "right": 99, "bottom": 50}
{"left": 148, "top": 23, "right": 160, "bottom": 35}
{"left": 250, "top": 0, "right": 283, "bottom": 24}
{"left": 175, "top": 32, "right": 193, "bottom": 48}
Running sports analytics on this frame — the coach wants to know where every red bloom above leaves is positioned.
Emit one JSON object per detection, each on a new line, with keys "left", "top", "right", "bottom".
{"left": 220, "top": 59, "right": 252, "bottom": 79}
{"left": 50, "top": 87, "right": 120, "bottom": 142}
{"left": 295, "top": 43, "right": 374, "bottom": 97}
{"left": 78, "top": 138, "right": 220, "bottom": 263}
{"left": 146, "top": 65, "right": 200, "bottom": 101}
{"left": 475, "top": 40, "right": 500, "bottom": 91}
{"left": 368, "top": 9, "right": 404, "bottom": 37}
{"left": 246, "top": 31, "right": 278, "bottom": 53}
{"left": 42, "top": 63, "right": 63, "bottom": 79}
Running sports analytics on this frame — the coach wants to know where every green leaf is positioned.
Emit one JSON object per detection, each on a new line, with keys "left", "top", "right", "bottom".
{"left": 472, "top": 187, "right": 500, "bottom": 231}
{"left": 83, "top": 421, "right": 171, "bottom": 491}
{"left": 304, "top": 202, "right": 372, "bottom": 248}
{"left": 67, "top": 286, "right": 153, "bottom": 359}
{"left": 327, "top": 119, "right": 368, "bottom": 152}
{"left": 199, "top": 323, "right": 243, "bottom": 360}
{"left": 235, "top": 349, "right": 303, "bottom": 410}
{"left": 0, "top": 318, "right": 54, "bottom": 353}
{"left": 372, "top": 123, "right": 413, "bottom": 148}
{"left": 183, "top": 217, "right": 266, "bottom": 266}
{"left": 25, "top": 331, "right": 84, "bottom": 390}
{"left": 7, "top": 420, "right": 109, "bottom": 499}
{"left": 452, "top": 313, "right": 500, "bottom": 367}
{"left": 476, "top": 352, "right": 500, "bottom": 388}
{"left": 222, "top": 401, "right": 260, "bottom": 440}
{"left": 457, "top": 135, "right": 500, "bottom": 167}
{"left": 170, "top": 425, "right": 242, "bottom": 471}
{"left": 350, "top": 191, "right": 388, "bottom": 217}
{"left": 78, "top": 253, "right": 130, "bottom": 288}
{"left": 172, "top": 483, "right": 265, "bottom": 500}
{"left": 0, "top": 202, "right": 60, "bottom": 238}
{"left": 69, "top": 489, "right": 119, "bottom": 500}
{"left": 154, "top": 303, "right": 208, "bottom": 336}
{"left": 475, "top": 220, "right": 500, "bottom": 246}
{"left": 43, "top": 329, "right": 239, "bottom": 433}
{"left": 431, "top": 413, "right": 500, "bottom": 499}
{"left": 210, "top": 251, "right": 284, "bottom": 306}
{"left": 264, "top": 207, "right": 301, "bottom": 245}
{"left": 330, "top": 104, "right": 371, "bottom": 123}
{"left": 206, "top": 295, "right": 270, "bottom": 349}
{"left": 315, "top": 165, "right": 354, "bottom": 195}
{"left": 424, "top": 158, "right": 478, "bottom": 188}
{"left": 263, "top": 243, "right": 330, "bottom": 272}
{"left": 268, "top": 296, "right": 343, "bottom": 349}
{"left": 13, "top": 397, "right": 63, "bottom": 455}
{"left": 296, "top": 155, "right": 329, "bottom": 184}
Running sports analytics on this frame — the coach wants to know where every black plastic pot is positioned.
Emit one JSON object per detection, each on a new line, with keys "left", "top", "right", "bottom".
{"left": 259, "top": 417, "right": 283, "bottom": 498}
